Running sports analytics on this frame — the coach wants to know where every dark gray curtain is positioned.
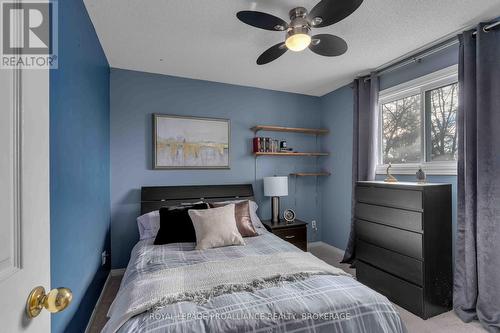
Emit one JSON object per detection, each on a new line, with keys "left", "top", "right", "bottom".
{"left": 454, "top": 23, "right": 500, "bottom": 332}
{"left": 342, "top": 74, "right": 379, "bottom": 263}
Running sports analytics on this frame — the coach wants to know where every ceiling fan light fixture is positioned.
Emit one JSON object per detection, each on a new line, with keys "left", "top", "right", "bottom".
{"left": 285, "top": 33, "right": 311, "bottom": 52}
{"left": 285, "top": 27, "right": 311, "bottom": 52}
{"left": 236, "top": 0, "right": 363, "bottom": 64}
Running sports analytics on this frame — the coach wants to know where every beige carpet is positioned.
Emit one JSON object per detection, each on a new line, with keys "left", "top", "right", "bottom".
{"left": 87, "top": 275, "right": 122, "bottom": 333}
{"left": 308, "top": 242, "right": 486, "bottom": 333}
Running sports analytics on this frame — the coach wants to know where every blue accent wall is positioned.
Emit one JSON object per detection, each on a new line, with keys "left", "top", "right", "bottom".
{"left": 110, "top": 69, "right": 323, "bottom": 268}
{"left": 50, "top": 0, "right": 110, "bottom": 332}
{"left": 319, "top": 43, "right": 459, "bottom": 253}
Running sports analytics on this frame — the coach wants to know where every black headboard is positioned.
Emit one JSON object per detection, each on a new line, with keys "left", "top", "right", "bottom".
{"left": 141, "top": 184, "right": 254, "bottom": 214}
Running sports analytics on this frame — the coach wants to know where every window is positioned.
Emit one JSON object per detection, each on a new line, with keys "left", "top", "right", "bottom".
{"left": 425, "top": 83, "right": 459, "bottom": 162}
{"left": 377, "top": 66, "right": 458, "bottom": 175}
{"left": 382, "top": 94, "right": 421, "bottom": 164}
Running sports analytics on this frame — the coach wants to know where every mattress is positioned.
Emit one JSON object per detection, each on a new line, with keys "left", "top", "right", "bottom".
{"left": 111, "top": 229, "right": 406, "bottom": 333}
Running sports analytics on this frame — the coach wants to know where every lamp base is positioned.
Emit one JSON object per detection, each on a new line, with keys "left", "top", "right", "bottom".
{"left": 271, "top": 196, "right": 280, "bottom": 223}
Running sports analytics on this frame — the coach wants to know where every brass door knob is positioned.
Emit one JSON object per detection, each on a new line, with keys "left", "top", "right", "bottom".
{"left": 26, "top": 286, "right": 73, "bottom": 318}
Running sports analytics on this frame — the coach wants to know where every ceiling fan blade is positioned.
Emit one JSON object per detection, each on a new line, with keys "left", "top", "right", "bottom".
{"left": 257, "top": 43, "right": 287, "bottom": 65}
{"left": 237, "top": 11, "right": 288, "bottom": 31}
{"left": 309, "top": 34, "right": 347, "bottom": 56}
{"left": 309, "top": 0, "right": 363, "bottom": 28}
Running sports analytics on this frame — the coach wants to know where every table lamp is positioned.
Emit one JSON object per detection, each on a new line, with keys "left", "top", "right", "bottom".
{"left": 264, "top": 176, "right": 288, "bottom": 223}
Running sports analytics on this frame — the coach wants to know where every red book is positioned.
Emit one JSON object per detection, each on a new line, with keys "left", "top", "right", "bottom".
{"left": 253, "top": 137, "right": 260, "bottom": 153}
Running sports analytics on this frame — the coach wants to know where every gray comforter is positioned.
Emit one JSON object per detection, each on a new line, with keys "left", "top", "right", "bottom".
{"left": 113, "top": 229, "right": 406, "bottom": 333}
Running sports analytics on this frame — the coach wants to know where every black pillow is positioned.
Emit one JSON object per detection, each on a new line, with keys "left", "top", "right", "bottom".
{"left": 154, "top": 203, "right": 209, "bottom": 245}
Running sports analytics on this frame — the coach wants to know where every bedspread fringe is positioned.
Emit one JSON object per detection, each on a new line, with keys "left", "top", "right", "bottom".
{"left": 151, "top": 272, "right": 327, "bottom": 311}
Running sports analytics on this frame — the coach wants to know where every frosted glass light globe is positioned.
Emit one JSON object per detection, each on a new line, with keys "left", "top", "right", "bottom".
{"left": 285, "top": 33, "right": 311, "bottom": 52}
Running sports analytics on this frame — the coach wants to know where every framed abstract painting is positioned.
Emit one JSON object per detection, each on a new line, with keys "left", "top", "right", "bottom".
{"left": 153, "top": 114, "right": 230, "bottom": 169}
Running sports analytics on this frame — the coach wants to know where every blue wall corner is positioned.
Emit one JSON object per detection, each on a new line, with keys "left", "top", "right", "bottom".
{"left": 110, "top": 69, "right": 323, "bottom": 268}
{"left": 319, "top": 85, "right": 354, "bottom": 249}
{"left": 50, "top": 0, "right": 110, "bottom": 332}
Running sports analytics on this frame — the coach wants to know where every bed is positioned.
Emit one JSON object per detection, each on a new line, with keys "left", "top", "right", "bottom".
{"left": 103, "top": 184, "right": 406, "bottom": 333}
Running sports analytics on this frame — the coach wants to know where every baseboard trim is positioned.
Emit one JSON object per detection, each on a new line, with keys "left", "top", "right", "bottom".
{"left": 84, "top": 272, "right": 111, "bottom": 333}
{"left": 111, "top": 268, "right": 126, "bottom": 276}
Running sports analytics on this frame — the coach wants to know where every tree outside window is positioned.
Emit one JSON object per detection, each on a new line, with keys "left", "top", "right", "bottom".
{"left": 380, "top": 83, "right": 458, "bottom": 165}
{"left": 382, "top": 94, "right": 421, "bottom": 164}
{"left": 425, "top": 83, "right": 458, "bottom": 161}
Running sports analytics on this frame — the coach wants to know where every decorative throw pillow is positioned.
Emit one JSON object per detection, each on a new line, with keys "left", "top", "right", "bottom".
{"left": 153, "top": 203, "right": 209, "bottom": 245}
{"left": 212, "top": 200, "right": 264, "bottom": 229}
{"left": 137, "top": 202, "right": 205, "bottom": 240}
{"left": 210, "top": 201, "right": 257, "bottom": 237}
{"left": 188, "top": 204, "right": 245, "bottom": 250}
{"left": 137, "top": 210, "right": 160, "bottom": 240}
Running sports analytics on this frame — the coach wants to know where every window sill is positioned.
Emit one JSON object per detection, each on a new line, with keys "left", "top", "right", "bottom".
{"left": 376, "top": 162, "right": 457, "bottom": 176}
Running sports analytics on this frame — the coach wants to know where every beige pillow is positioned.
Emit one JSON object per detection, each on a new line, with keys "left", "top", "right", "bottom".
{"left": 188, "top": 204, "right": 245, "bottom": 250}
{"left": 210, "top": 201, "right": 257, "bottom": 237}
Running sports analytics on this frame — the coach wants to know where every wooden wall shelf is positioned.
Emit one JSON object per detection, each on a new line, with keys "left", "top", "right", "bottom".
{"left": 251, "top": 125, "right": 329, "bottom": 135}
{"left": 254, "top": 152, "right": 329, "bottom": 157}
{"left": 290, "top": 172, "right": 331, "bottom": 177}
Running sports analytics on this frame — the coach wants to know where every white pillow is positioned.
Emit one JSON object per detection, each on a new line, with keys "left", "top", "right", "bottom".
{"left": 188, "top": 204, "right": 245, "bottom": 250}
{"left": 212, "top": 200, "right": 264, "bottom": 229}
{"left": 136, "top": 201, "right": 206, "bottom": 240}
{"left": 136, "top": 210, "right": 160, "bottom": 240}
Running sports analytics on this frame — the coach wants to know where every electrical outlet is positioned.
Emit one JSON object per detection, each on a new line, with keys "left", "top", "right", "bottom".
{"left": 101, "top": 251, "right": 107, "bottom": 266}
{"left": 311, "top": 220, "right": 317, "bottom": 231}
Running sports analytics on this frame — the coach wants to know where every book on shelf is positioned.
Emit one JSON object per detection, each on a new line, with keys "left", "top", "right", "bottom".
{"left": 252, "top": 137, "right": 260, "bottom": 153}
{"left": 253, "top": 137, "right": 283, "bottom": 153}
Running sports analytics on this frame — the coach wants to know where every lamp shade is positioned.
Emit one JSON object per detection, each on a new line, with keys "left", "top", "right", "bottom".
{"left": 263, "top": 176, "right": 288, "bottom": 197}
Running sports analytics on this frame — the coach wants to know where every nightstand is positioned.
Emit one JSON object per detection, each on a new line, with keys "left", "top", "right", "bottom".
{"left": 262, "top": 219, "right": 308, "bottom": 251}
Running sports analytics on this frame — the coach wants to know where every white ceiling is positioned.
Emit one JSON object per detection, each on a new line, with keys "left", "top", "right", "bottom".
{"left": 84, "top": 0, "right": 500, "bottom": 96}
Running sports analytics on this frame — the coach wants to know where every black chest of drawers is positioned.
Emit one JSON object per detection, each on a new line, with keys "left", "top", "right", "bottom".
{"left": 354, "top": 181, "right": 452, "bottom": 319}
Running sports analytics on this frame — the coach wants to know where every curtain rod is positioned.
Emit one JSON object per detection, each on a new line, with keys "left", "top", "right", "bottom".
{"left": 475, "top": 20, "right": 500, "bottom": 35}
{"left": 364, "top": 20, "right": 500, "bottom": 79}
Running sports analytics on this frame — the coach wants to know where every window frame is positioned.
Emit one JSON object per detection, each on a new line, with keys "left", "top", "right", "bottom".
{"left": 376, "top": 65, "right": 458, "bottom": 176}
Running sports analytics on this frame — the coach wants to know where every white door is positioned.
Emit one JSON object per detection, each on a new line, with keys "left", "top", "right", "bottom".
{"left": 0, "top": 63, "right": 51, "bottom": 330}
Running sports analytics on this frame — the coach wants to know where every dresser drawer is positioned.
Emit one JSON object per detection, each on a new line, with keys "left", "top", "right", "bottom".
{"left": 273, "top": 226, "right": 307, "bottom": 243}
{"left": 356, "top": 220, "right": 423, "bottom": 259}
{"left": 357, "top": 186, "right": 422, "bottom": 211}
{"left": 357, "top": 261, "right": 424, "bottom": 317}
{"left": 356, "top": 203, "right": 422, "bottom": 232}
{"left": 357, "top": 240, "right": 423, "bottom": 286}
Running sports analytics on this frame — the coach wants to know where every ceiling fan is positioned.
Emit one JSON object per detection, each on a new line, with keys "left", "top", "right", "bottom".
{"left": 236, "top": 0, "right": 363, "bottom": 65}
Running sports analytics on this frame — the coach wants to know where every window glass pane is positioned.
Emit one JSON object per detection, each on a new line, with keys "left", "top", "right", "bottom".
{"left": 381, "top": 94, "right": 421, "bottom": 164}
{"left": 425, "top": 83, "right": 458, "bottom": 161}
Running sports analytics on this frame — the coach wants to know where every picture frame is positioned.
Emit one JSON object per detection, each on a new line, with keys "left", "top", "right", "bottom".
{"left": 153, "top": 114, "right": 230, "bottom": 169}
